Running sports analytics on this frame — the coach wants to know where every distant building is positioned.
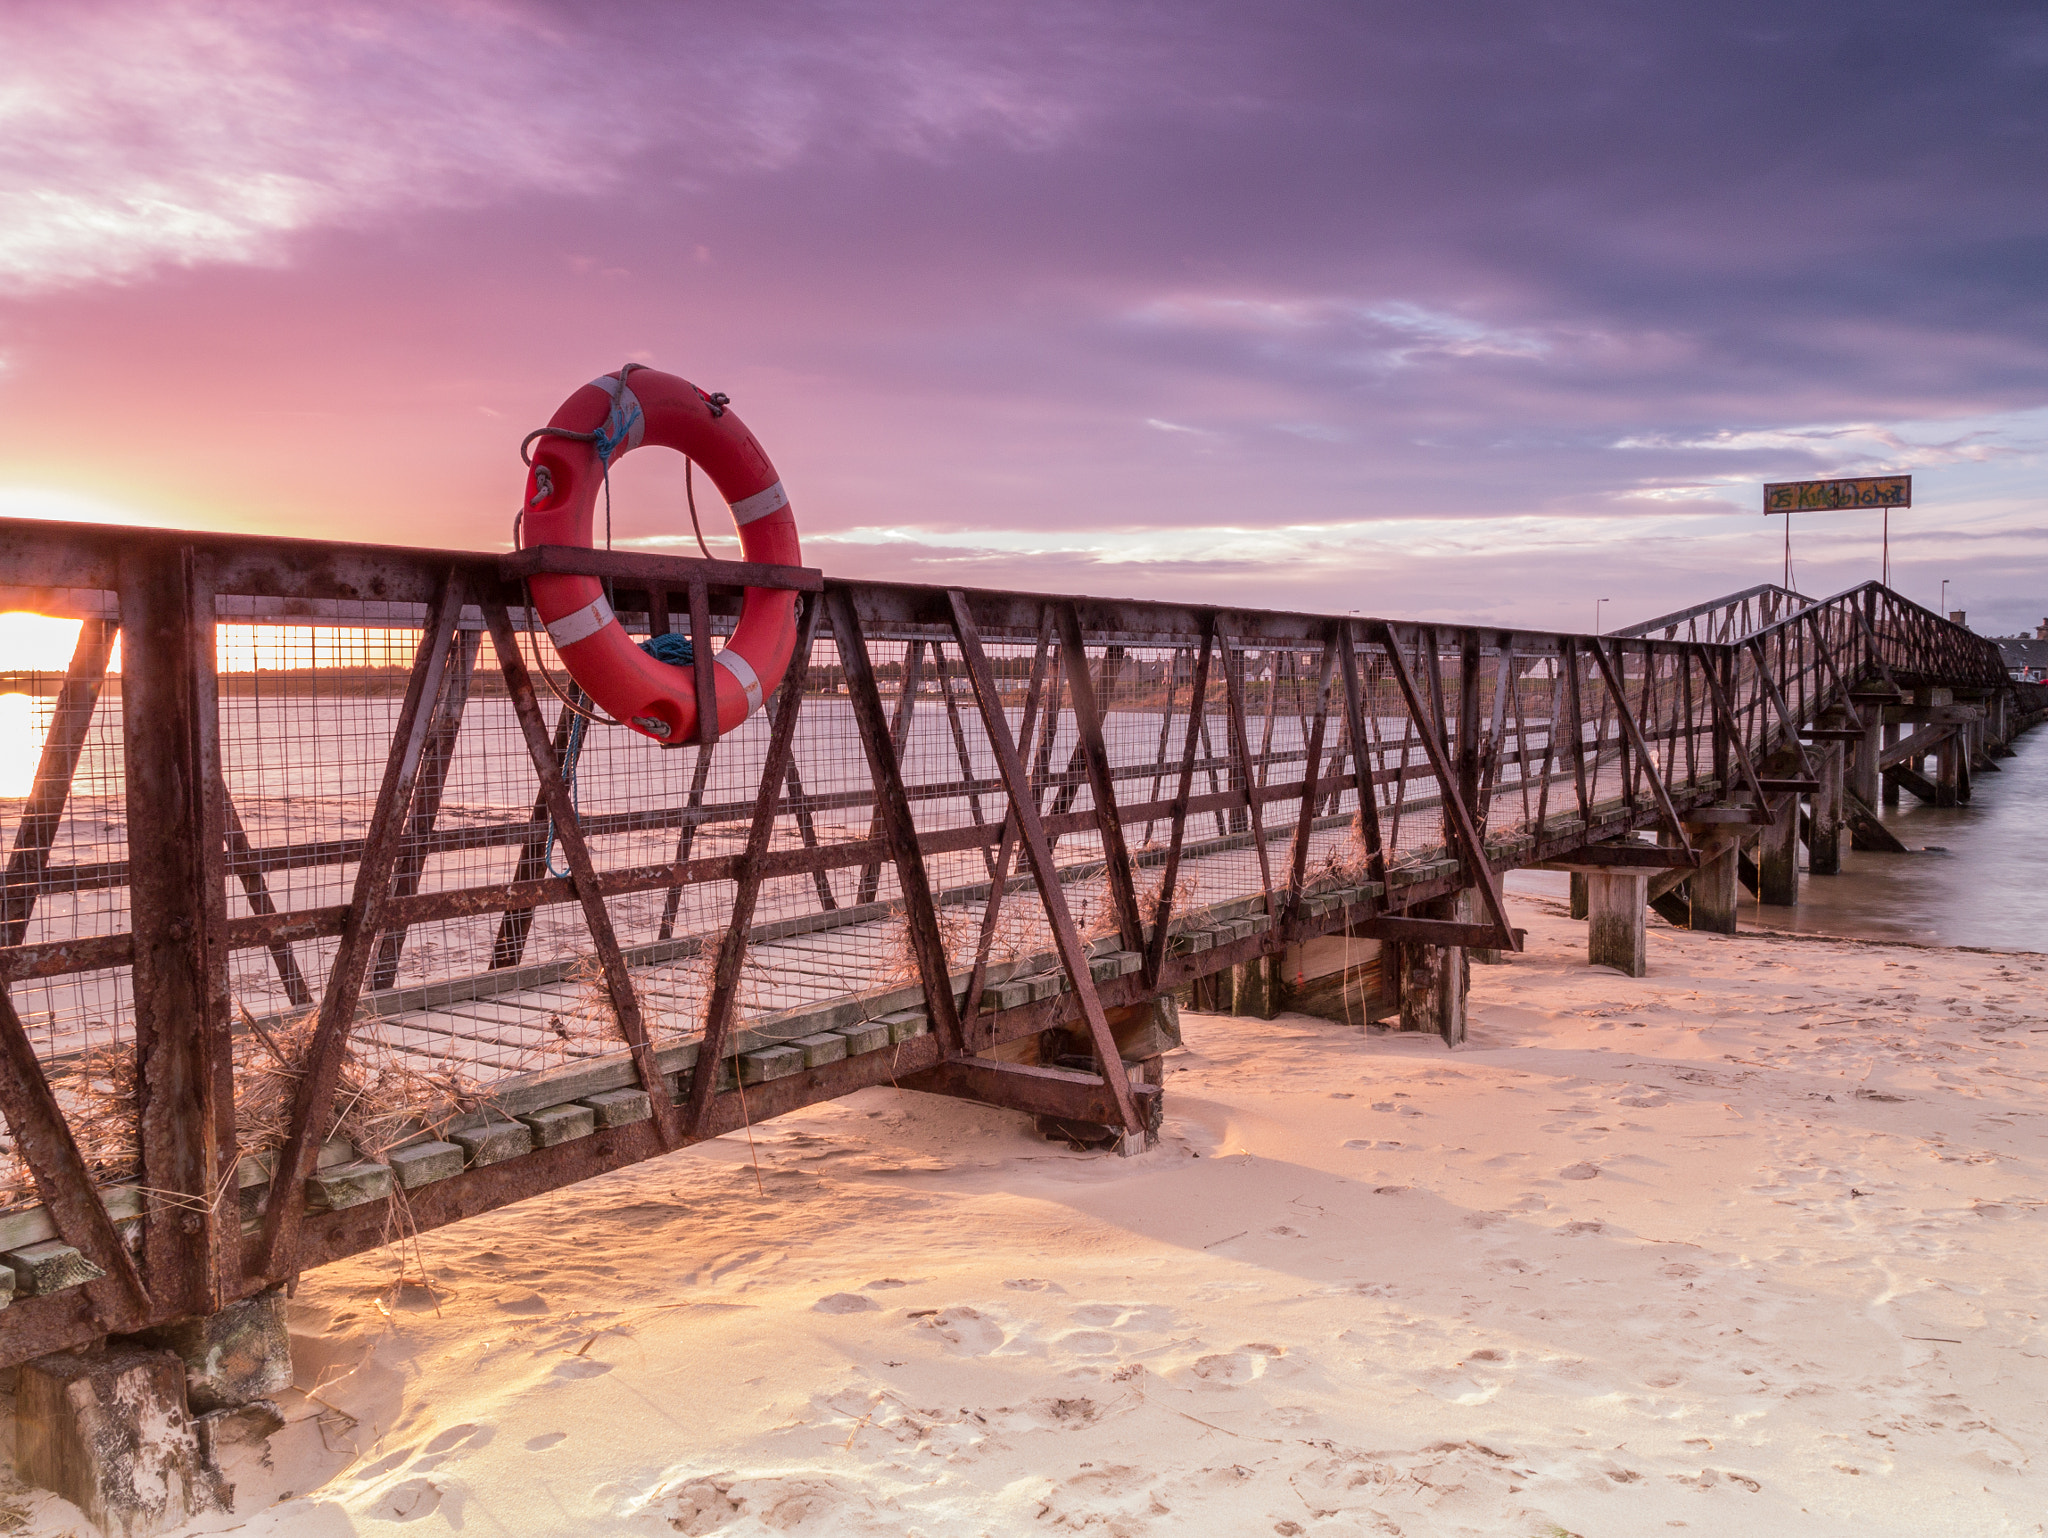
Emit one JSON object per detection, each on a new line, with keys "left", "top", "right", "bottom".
{"left": 1997, "top": 620, "right": 2048, "bottom": 681}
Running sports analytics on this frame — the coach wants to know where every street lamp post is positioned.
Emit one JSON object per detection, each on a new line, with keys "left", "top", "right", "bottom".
{"left": 1595, "top": 598, "right": 1610, "bottom": 635}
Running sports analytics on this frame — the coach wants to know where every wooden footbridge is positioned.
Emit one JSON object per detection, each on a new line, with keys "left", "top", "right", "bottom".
{"left": 1, "top": 519, "right": 2041, "bottom": 1374}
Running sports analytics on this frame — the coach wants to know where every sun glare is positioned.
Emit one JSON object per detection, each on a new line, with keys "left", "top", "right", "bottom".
{"left": 0, "top": 612, "right": 84, "bottom": 673}
{"left": 0, "top": 693, "right": 45, "bottom": 799}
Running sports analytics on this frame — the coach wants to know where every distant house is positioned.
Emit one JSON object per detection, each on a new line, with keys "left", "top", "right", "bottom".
{"left": 1996, "top": 620, "right": 2048, "bottom": 681}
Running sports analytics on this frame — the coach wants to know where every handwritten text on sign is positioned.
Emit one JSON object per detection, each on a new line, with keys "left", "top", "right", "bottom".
{"left": 1763, "top": 475, "right": 1912, "bottom": 514}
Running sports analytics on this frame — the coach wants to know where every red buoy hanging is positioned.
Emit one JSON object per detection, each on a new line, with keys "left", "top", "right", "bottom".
{"left": 518, "top": 367, "right": 799, "bottom": 743}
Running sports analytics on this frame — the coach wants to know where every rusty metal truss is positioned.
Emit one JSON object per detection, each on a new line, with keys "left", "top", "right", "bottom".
{"left": 0, "top": 517, "right": 2038, "bottom": 1363}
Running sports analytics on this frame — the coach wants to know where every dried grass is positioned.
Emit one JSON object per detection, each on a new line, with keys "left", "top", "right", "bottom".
{"left": 234, "top": 1009, "right": 488, "bottom": 1159}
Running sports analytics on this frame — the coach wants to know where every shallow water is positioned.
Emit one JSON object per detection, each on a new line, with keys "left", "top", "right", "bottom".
{"left": 1508, "top": 722, "right": 2048, "bottom": 953}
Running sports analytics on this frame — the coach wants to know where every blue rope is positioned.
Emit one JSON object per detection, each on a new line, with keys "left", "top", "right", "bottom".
{"left": 543, "top": 631, "right": 699, "bottom": 876}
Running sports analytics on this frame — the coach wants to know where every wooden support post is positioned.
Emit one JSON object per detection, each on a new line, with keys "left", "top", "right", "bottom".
{"left": 1395, "top": 895, "right": 1466, "bottom": 1045}
{"left": 1687, "top": 834, "right": 1741, "bottom": 934}
{"left": 1585, "top": 871, "right": 1649, "bottom": 977}
{"left": 1757, "top": 794, "right": 1799, "bottom": 906}
{"left": 119, "top": 544, "right": 233, "bottom": 1318}
{"left": 1569, "top": 871, "right": 1589, "bottom": 921}
{"left": 1809, "top": 743, "right": 1844, "bottom": 875}
{"left": 1852, "top": 714, "right": 1882, "bottom": 806}
{"left": 1881, "top": 721, "right": 1901, "bottom": 806}
{"left": 1935, "top": 736, "right": 1960, "bottom": 807}
{"left": 1231, "top": 956, "right": 1278, "bottom": 1020}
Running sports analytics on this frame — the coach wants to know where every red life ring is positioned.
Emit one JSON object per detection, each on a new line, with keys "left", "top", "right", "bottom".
{"left": 519, "top": 367, "right": 799, "bottom": 743}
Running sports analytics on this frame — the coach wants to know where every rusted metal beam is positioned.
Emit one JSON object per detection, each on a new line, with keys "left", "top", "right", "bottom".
{"left": 681, "top": 596, "right": 826, "bottom": 1133}
{"left": 1214, "top": 620, "right": 1277, "bottom": 916}
{"left": 491, "top": 683, "right": 583, "bottom": 970}
{"left": 904, "top": 1058, "right": 1161, "bottom": 1132}
{"left": 0, "top": 619, "right": 116, "bottom": 948}
{"left": 855, "top": 638, "right": 922, "bottom": 905}
{"left": 483, "top": 593, "right": 677, "bottom": 1149}
{"left": 1548, "top": 843, "right": 1701, "bottom": 870}
{"left": 119, "top": 544, "right": 235, "bottom": 1316}
{"left": 1141, "top": 624, "right": 1216, "bottom": 989}
{"left": 945, "top": 590, "right": 1141, "bottom": 1131}
{"left": 371, "top": 627, "right": 480, "bottom": 991}
{"left": 0, "top": 987, "right": 151, "bottom": 1329}
{"left": 1352, "top": 916, "right": 1528, "bottom": 948}
{"left": 255, "top": 570, "right": 464, "bottom": 1283}
{"left": 1375, "top": 623, "right": 1518, "bottom": 950}
{"left": 688, "top": 577, "right": 718, "bottom": 747}
{"left": 222, "top": 788, "right": 311, "bottom": 1007}
{"left": 500, "top": 544, "right": 822, "bottom": 593}
{"left": 930, "top": 641, "right": 997, "bottom": 879}
{"left": 657, "top": 736, "right": 720, "bottom": 942}
{"left": 1055, "top": 604, "right": 1145, "bottom": 954}
{"left": 1747, "top": 636, "right": 1818, "bottom": 778}
{"left": 958, "top": 606, "right": 1054, "bottom": 1050}
{"left": 1280, "top": 635, "right": 1338, "bottom": 936}
{"left": 1335, "top": 624, "right": 1389, "bottom": 890}
{"left": 825, "top": 588, "right": 964, "bottom": 1060}
{"left": 1585, "top": 638, "right": 1693, "bottom": 856}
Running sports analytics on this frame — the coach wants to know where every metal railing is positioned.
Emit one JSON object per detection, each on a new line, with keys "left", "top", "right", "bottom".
{"left": 0, "top": 516, "right": 2034, "bottom": 1361}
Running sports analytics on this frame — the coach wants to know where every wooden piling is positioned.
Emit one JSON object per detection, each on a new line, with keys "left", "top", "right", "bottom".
{"left": 1757, "top": 794, "right": 1798, "bottom": 905}
{"left": 1396, "top": 897, "right": 1467, "bottom": 1045}
{"left": 1809, "top": 743, "right": 1844, "bottom": 875}
{"left": 1585, "top": 870, "right": 1649, "bottom": 976}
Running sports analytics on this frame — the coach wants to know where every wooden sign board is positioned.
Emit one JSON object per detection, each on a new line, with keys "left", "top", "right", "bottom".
{"left": 1763, "top": 475, "right": 1911, "bottom": 514}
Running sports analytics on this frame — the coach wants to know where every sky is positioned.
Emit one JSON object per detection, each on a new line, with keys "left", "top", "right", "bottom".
{"left": 1, "top": 0, "right": 2045, "bottom": 636}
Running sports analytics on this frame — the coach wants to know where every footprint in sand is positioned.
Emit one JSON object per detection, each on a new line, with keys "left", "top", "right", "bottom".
{"left": 1054, "top": 1330, "right": 1118, "bottom": 1356}
{"left": 1560, "top": 1162, "right": 1600, "bottom": 1180}
{"left": 813, "top": 1292, "right": 880, "bottom": 1313}
{"left": 1189, "top": 1344, "right": 1285, "bottom": 1386}
{"left": 407, "top": 1422, "right": 496, "bottom": 1473}
{"left": 1070, "top": 1303, "right": 1174, "bottom": 1331}
{"left": 367, "top": 1477, "right": 447, "bottom": 1524}
{"left": 553, "top": 1358, "right": 614, "bottom": 1379}
{"left": 525, "top": 1432, "right": 567, "bottom": 1451}
{"left": 919, "top": 1305, "right": 1007, "bottom": 1356}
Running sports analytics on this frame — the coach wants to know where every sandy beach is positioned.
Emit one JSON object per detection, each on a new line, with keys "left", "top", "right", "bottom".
{"left": 6, "top": 893, "right": 2045, "bottom": 1537}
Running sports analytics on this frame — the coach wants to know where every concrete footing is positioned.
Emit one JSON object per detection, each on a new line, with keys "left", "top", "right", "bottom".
{"left": 131, "top": 1290, "right": 292, "bottom": 1414}
{"left": 15, "top": 1346, "right": 232, "bottom": 1537}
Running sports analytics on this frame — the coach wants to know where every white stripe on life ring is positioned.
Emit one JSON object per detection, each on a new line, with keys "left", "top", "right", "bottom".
{"left": 729, "top": 480, "right": 789, "bottom": 526}
{"left": 545, "top": 594, "right": 615, "bottom": 650}
{"left": 715, "top": 647, "right": 764, "bottom": 713}
{"left": 587, "top": 376, "right": 646, "bottom": 454}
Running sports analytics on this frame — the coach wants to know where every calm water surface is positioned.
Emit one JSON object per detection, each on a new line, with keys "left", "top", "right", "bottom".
{"left": 1507, "top": 724, "right": 2048, "bottom": 953}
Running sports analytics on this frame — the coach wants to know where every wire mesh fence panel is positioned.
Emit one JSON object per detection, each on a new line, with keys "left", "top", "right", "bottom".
{"left": 2, "top": 521, "right": 2027, "bottom": 1330}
